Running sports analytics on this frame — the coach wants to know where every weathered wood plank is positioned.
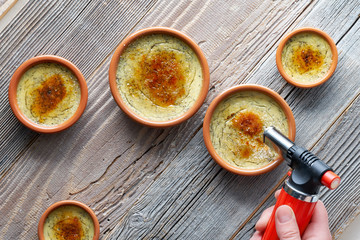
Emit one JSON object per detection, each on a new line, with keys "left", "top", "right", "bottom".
{"left": 0, "top": 0, "right": 319, "bottom": 239}
{"left": 0, "top": 0, "right": 358, "bottom": 240}
{"left": 105, "top": 0, "right": 360, "bottom": 239}
{"left": 233, "top": 13, "right": 360, "bottom": 240}
{"left": 0, "top": 0, "right": 159, "bottom": 238}
{"left": 65, "top": 0, "right": 325, "bottom": 238}
{"left": 105, "top": 129, "right": 289, "bottom": 239}
{"left": 0, "top": 0, "right": 158, "bottom": 177}
{"left": 234, "top": 94, "right": 360, "bottom": 239}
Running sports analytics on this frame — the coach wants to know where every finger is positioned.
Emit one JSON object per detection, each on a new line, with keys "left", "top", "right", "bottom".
{"left": 255, "top": 206, "right": 275, "bottom": 232}
{"left": 249, "top": 231, "right": 262, "bottom": 240}
{"left": 302, "top": 201, "right": 332, "bottom": 240}
{"left": 255, "top": 190, "right": 281, "bottom": 232}
{"left": 275, "top": 205, "right": 301, "bottom": 240}
{"left": 275, "top": 189, "right": 281, "bottom": 199}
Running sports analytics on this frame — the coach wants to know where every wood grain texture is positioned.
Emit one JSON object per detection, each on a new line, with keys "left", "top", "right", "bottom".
{"left": 0, "top": 0, "right": 158, "bottom": 238}
{"left": 0, "top": 0, "right": 316, "bottom": 239}
{"left": 0, "top": 0, "right": 359, "bottom": 239}
{"left": 0, "top": 0, "right": 157, "bottom": 177}
{"left": 233, "top": 9, "right": 360, "bottom": 239}
{"left": 0, "top": 0, "right": 17, "bottom": 19}
{"left": 234, "top": 94, "right": 360, "bottom": 239}
{"left": 105, "top": 0, "right": 360, "bottom": 239}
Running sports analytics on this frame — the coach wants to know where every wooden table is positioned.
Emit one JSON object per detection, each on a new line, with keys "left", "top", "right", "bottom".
{"left": 1, "top": 1, "right": 359, "bottom": 239}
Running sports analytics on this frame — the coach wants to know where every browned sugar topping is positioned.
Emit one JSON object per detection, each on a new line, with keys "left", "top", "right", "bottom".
{"left": 132, "top": 51, "right": 186, "bottom": 107}
{"left": 53, "top": 216, "right": 84, "bottom": 240}
{"left": 292, "top": 46, "right": 325, "bottom": 74}
{"left": 30, "top": 74, "right": 67, "bottom": 123}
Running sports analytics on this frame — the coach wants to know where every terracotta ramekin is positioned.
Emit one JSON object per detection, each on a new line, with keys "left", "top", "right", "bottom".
{"left": 276, "top": 27, "right": 338, "bottom": 88}
{"left": 8, "top": 55, "right": 88, "bottom": 133}
{"left": 38, "top": 200, "right": 100, "bottom": 240}
{"left": 109, "top": 27, "right": 210, "bottom": 128}
{"left": 203, "top": 84, "right": 296, "bottom": 176}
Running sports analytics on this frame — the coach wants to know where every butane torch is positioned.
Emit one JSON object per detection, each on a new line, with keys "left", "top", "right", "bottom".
{"left": 261, "top": 127, "right": 340, "bottom": 240}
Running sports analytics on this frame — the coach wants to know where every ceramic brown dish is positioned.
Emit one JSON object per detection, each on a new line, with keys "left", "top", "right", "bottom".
{"left": 203, "top": 84, "right": 296, "bottom": 176}
{"left": 8, "top": 55, "right": 88, "bottom": 133}
{"left": 38, "top": 200, "right": 100, "bottom": 240}
{"left": 276, "top": 27, "right": 338, "bottom": 88}
{"left": 109, "top": 27, "right": 210, "bottom": 127}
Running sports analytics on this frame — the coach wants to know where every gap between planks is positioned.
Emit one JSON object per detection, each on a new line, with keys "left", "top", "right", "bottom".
{"left": 0, "top": 134, "right": 39, "bottom": 182}
{"left": 229, "top": 173, "right": 287, "bottom": 240}
{"left": 1, "top": 0, "right": 159, "bottom": 181}
{"left": 241, "top": 0, "right": 316, "bottom": 83}
{"left": 228, "top": 87, "right": 360, "bottom": 240}
{"left": 0, "top": 0, "right": 309, "bottom": 183}
{"left": 335, "top": 13, "right": 359, "bottom": 45}
{"left": 99, "top": 4, "right": 320, "bottom": 229}
{"left": 85, "top": 0, "right": 159, "bottom": 82}
{"left": 3, "top": 1, "right": 357, "bottom": 238}
{"left": 227, "top": 13, "right": 360, "bottom": 239}
{"left": 102, "top": 1, "right": 358, "bottom": 237}
{"left": 103, "top": 124, "right": 205, "bottom": 236}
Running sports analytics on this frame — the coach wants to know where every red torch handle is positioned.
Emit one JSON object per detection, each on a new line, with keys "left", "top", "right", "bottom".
{"left": 262, "top": 188, "right": 317, "bottom": 240}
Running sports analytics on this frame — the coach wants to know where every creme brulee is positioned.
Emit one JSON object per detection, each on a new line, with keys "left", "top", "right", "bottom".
{"left": 116, "top": 34, "right": 203, "bottom": 121}
{"left": 16, "top": 62, "right": 81, "bottom": 126}
{"left": 210, "top": 91, "right": 288, "bottom": 169}
{"left": 281, "top": 32, "right": 333, "bottom": 84}
{"left": 43, "top": 205, "right": 94, "bottom": 240}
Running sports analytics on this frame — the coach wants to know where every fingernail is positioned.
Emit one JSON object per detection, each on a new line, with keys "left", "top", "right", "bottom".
{"left": 276, "top": 205, "right": 294, "bottom": 223}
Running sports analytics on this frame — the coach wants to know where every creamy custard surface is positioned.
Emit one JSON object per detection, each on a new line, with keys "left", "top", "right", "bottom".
{"left": 281, "top": 32, "right": 332, "bottom": 84}
{"left": 17, "top": 63, "right": 81, "bottom": 126}
{"left": 210, "top": 91, "right": 289, "bottom": 169}
{"left": 43, "top": 205, "right": 94, "bottom": 240}
{"left": 116, "top": 34, "right": 203, "bottom": 121}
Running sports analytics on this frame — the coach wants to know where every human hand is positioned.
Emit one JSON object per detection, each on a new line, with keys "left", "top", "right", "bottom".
{"left": 250, "top": 191, "right": 332, "bottom": 240}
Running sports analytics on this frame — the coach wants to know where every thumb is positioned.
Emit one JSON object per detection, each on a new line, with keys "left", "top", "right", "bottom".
{"left": 275, "top": 205, "right": 301, "bottom": 240}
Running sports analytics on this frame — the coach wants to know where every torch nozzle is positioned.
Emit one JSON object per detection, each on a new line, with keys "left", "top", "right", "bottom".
{"left": 264, "top": 127, "right": 294, "bottom": 160}
{"left": 263, "top": 126, "right": 341, "bottom": 192}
